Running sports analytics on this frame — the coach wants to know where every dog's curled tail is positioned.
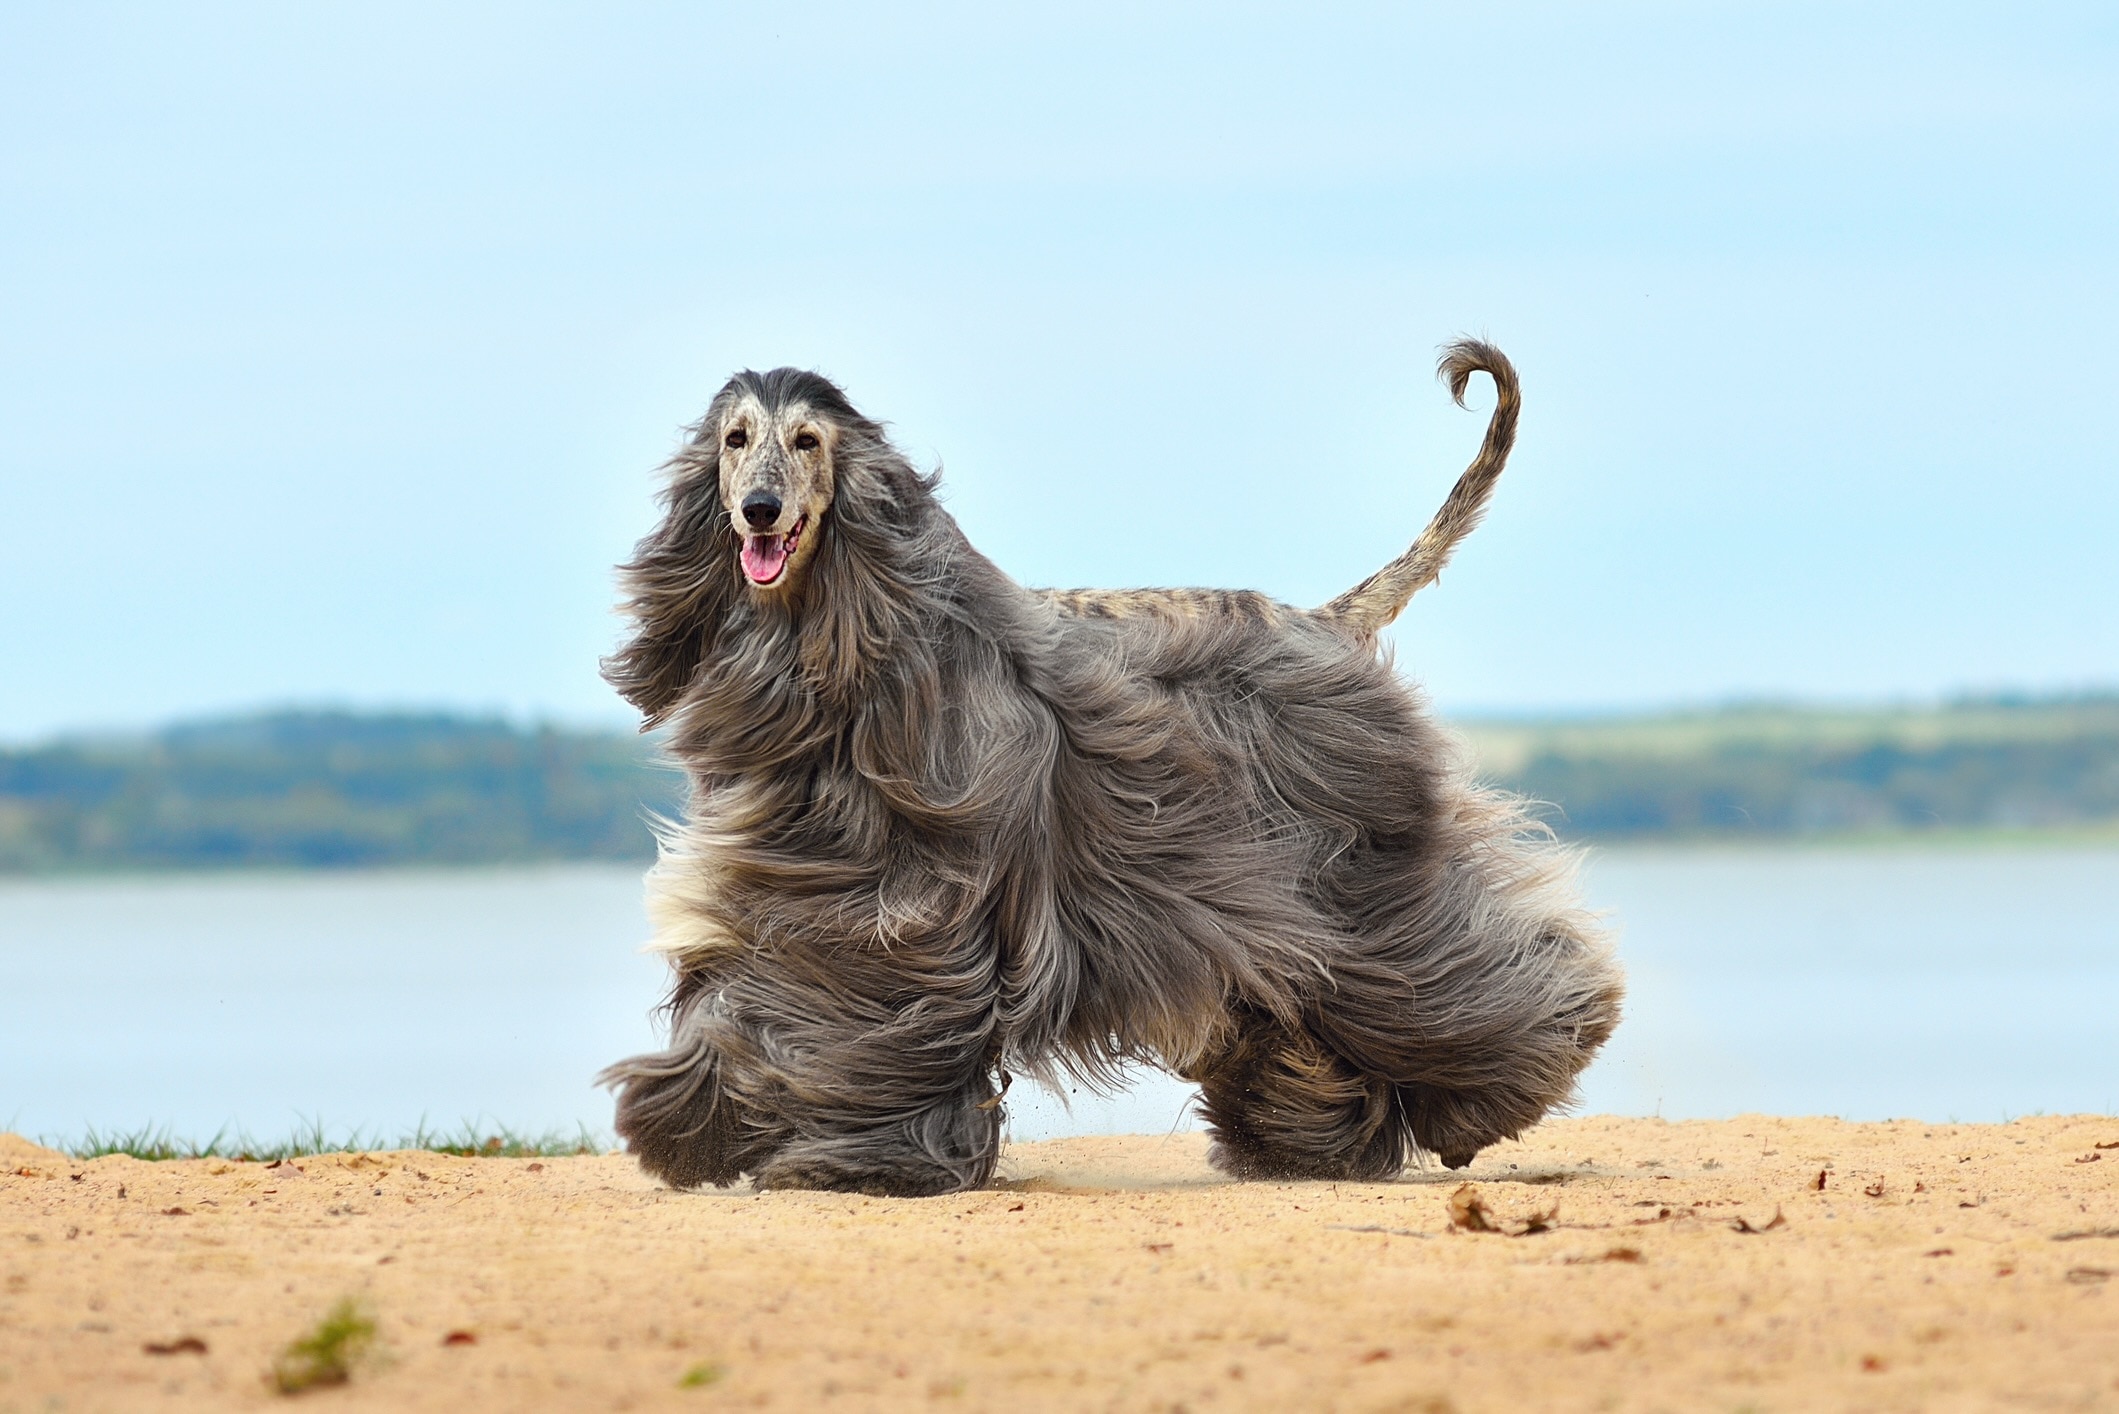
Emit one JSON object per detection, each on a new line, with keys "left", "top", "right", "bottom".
{"left": 1314, "top": 338, "right": 1519, "bottom": 639}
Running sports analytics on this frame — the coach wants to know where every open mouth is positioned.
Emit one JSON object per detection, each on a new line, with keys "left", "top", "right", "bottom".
{"left": 739, "top": 514, "right": 807, "bottom": 586}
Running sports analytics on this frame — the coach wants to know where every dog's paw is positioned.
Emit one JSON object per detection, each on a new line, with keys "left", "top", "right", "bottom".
{"left": 752, "top": 1156, "right": 972, "bottom": 1198}
{"left": 1206, "top": 1129, "right": 1405, "bottom": 1183}
{"left": 623, "top": 1118, "right": 755, "bottom": 1191}
{"left": 600, "top": 1043, "right": 760, "bottom": 1190}
{"left": 750, "top": 1103, "right": 1002, "bottom": 1197}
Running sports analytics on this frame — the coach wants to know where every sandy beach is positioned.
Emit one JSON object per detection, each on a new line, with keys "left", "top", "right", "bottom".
{"left": 4, "top": 1116, "right": 2115, "bottom": 1412}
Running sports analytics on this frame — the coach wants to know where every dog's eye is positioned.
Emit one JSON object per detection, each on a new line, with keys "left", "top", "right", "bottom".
{"left": 793, "top": 431, "right": 819, "bottom": 452}
{"left": 724, "top": 428, "right": 747, "bottom": 450}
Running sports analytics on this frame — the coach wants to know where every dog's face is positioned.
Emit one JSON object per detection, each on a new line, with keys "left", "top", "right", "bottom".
{"left": 713, "top": 392, "right": 839, "bottom": 592}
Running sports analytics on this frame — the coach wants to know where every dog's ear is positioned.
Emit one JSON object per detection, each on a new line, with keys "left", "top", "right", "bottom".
{"left": 797, "top": 452, "right": 930, "bottom": 704}
{"left": 603, "top": 472, "right": 742, "bottom": 727}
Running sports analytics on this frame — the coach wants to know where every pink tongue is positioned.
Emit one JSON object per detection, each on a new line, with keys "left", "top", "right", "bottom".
{"left": 740, "top": 534, "right": 788, "bottom": 583}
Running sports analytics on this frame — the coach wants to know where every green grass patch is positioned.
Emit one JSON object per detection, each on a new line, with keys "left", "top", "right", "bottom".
{"left": 54, "top": 1119, "right": 607, "bottom": 1162}
{"left": 399, "top": 1119, "right": 606, "bottom": 1159}
{"left": 677, "top": 1361, "right": 727, "bottom": 1389}
{"left": 271, "top": 1296, "right": 377, "bottom": 1394}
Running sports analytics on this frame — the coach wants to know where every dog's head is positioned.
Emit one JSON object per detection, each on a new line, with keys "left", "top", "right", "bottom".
{"left": 606, "top": 367, "right": 925, "bottom": 725}
{"left": 698, "top": 368, "right": 861, "bottom": 594}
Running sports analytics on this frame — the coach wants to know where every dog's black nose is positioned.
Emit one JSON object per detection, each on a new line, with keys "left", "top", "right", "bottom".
{"left": 740, "top": 492, "right": 782, "bottom": 529}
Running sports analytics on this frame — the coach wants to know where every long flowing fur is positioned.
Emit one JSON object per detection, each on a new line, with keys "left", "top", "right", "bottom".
{"left": 598, "top": 351, "right": 1622, "bottom": 1196}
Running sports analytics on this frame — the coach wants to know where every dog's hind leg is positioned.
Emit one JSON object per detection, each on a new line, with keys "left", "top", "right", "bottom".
{"left": 1316, "top": 928, "right": 1620, "bottom": 1171}
{"left": 1393, "top": 1079, "right": 1554, "bottom": 1171}
{"left": 1311, "top": 802, "right": 1624, "bottom": 1171}
{"left": 1190, "top": 1010, "right": 1406, "bottom": 1181}
{"left": 1392, "top": 922, "right": 1621, "bottom": 1170}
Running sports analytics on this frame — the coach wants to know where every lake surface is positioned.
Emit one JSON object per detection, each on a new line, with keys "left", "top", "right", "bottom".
{"left": 2, "top": 847, "right": 2113, "bottom": 1147}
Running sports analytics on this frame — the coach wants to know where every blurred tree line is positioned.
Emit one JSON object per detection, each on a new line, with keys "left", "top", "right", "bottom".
{"left": 0, "top": 712, "right": 681, "bottom": 871}
{"left": 1458, "top": 692, "right": 2119, "bottom": 839}
{"left": 1, "top": 695, "right": 2114, "bottom": 872}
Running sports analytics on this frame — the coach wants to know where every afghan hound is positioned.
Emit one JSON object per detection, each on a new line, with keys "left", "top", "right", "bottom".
{"left": 597, "top": 340, "right": 1622, "bottom": 1196}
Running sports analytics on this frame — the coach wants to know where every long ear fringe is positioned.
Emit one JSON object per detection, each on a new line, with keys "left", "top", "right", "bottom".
{"left": 796, "top": 452, "right": 945, "bottom": 705}
{"left": 602, "top": 473, "right": 745, "bottom": 727}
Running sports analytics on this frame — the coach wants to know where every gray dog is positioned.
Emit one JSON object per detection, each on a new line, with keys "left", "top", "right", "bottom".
{"left": 598, "top": 340, "right": 1622, "bottom": 1196}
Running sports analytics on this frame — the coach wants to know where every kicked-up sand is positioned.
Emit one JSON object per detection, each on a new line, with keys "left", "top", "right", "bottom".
{"left": 3, "top": 1115, "right": 2116, "bottom": 1412}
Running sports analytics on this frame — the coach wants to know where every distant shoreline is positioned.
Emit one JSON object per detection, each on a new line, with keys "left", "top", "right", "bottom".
{"left": 4, "top": 828, "right": 2117, "bottom": 883}
{"left": 3, "top": 697, "right": 2115, "bottom": 873}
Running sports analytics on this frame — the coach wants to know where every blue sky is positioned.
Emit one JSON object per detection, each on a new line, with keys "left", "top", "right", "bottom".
{"left": 2, "top": 2, "right": 2113, "bottom": 740}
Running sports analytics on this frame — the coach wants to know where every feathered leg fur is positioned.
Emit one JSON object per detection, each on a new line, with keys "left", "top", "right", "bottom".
{"left": 602, "top": 905, "right": 1008, "bottom": 1198}
{"left": 1190, "top": 778, "right": 1620, "bottom": 1178}
{"left": 1189, "top": 1009, "right": 1404, "bottom": 1180}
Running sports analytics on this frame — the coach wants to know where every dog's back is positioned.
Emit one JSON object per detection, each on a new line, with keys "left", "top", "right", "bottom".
{"left": 1036, "top": 586, "right": 1295, "bottom": 627}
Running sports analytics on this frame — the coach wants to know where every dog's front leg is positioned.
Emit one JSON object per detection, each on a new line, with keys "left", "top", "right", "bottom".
{"left": 747, "top": 1053, "right": 1006, "bottom": 1199}
{"left": 598, "top": 998, "right": 786, "bottom": 1191}
{"left": 733, "top": 936, "right": 1007, "bottom": 1198}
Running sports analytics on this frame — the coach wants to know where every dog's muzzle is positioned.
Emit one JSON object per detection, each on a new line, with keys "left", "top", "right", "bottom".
{"left": 739, "top": 513, "right": 807, "bottom": 586}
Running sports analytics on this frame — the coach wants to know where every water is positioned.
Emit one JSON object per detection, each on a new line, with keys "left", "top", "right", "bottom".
{"left": 1574, "top": 845, "right": 2119, "bottom": 1121}
{"left": 2, "top": 847, "right": 2113, "bottom": 1147}
{"left": 0, "top": 866, "right": 668, "bottom": 1145}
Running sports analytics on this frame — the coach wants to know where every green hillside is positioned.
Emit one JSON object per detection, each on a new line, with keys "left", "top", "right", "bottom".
{"left": 0, "top": 712, "right": 680, "bottom": 872}
{"left": 2, "top": 695, "right": 2114, "bottom": 872}
{"left": 1457, "top": 694, "right": 2119, "bottom": 840}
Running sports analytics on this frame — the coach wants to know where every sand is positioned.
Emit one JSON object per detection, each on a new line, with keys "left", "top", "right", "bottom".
{"left": 3, "top": 1116, "right": 2116, "bottom": 1412}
